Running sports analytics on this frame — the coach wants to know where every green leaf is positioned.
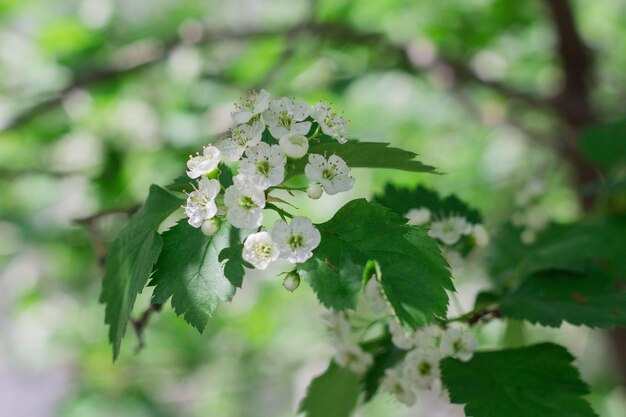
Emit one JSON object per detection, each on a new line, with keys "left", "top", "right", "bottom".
{"left": 100, "top": 185, "right": 184, "bottom": 359}
{"left": 300, "top": 199, "right": 452, "bottom": 327}
{"left": 299, "top": 362, "right": 361, "bottom": 417}
{"left": 218, "top": 243, "right": 252, "bottom": 288}
{"left": 375, "top": 184, "right": 482, "bottom": 223}
{"left": 149, "top": 221, "right": 239, "bottom": 332}
{"left": 501, "top": 269, "right": 626, "bottom": 328}
{"left": 287, "top": 138, "right": 437, "bottom": 178}
{"left": 581, "top": 118, "right": 626, "bottom": 169}
{"left": 441, "top": 343, "right": 597, "bottom": 417}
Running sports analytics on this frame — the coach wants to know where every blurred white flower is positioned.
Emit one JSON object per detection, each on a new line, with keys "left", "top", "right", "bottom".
{"left": 406, "top": 207, "right": 431, "bottom": 226}
{"left": 278, "top": 134, "right": 309, "bottom": 159}
{"left": 271, "top": 216, "right": 321, "bottom": 263}
{"left": 404, "top": 347, "right": 441, "bottom": 389}
{"left": 232, "top": 89, "right": 271, "bottom": 125}
{"left": 224, "top": 176, "right": 266, "bottom": 228}
{"left": 364, "top": 278, "right": 388, "bottom": 314}
{"left": 382, "top": 368, "right": 417, "bottom": 406}
{"left": 186, "top": 145, "right": 221, "bottom": 179}
{"left": 389, "top": 319, "right": 414, "bottom": 350}
{"left": 413, "top": 325, "right": 441, "bottom": 347}
{"left": 242, "top": 231, "right": 280, "bottom": 270}
{"left": 471, "top": 224, "right": 490, "bottom": 247}
{"left": 440, "top": 327, "right": 476, "bottom": 362}
{"left": 238, "top": 143, "right": 286, "bottom": 190}
{"left": 311, "top": 102, "right": 347, "bottom": 143}
{"left": 304, "top": 154, "right": 354, "bottom": 195}
{"left": 218, "top": 120, "right": 265, "bottom": 162}
{"left": 335, "top": 344, "right": 373, "bottom": 375}
{"left": 323, "top": 310, "right": 351, "bottom": 347}
{"left": 428, "top": 216, "right": 472, "bottom": 245}
{"left": 184, "top": 178, "right": 220, "bottom": 228}
{"left": 263, "top": 97, "right": 311, "bottom": 139}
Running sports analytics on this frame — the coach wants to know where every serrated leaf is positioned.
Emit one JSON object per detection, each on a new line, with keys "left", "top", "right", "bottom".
{"left": 287, "top": 138, "right": 437, "bottom": 179}
{"left": 300, "top": 199, "right": 452, "bottom": 328}
{"left": 375, "top": 184, "right": 482, "bottom": 223}
{"left": 100, "top": 185, "right": 184, "bottom": 359}
{"left": 218, "top": 243, "right": 252, "bottom": 288}
{"left": 149, "top": 221, "right": 239, "bottom": 332}
{"left": 441, "top": 343, "right": 597, "bottom": 417}
{"left": 299, "top": 362, "right": 361, "bottom": 417}
{"left": 501, "top": 269, "right": 626, "bottom": 328}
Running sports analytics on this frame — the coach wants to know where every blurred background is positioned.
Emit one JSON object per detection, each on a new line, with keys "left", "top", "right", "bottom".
{"left": 1, "top": 0, "right": 626, "bottom": 415}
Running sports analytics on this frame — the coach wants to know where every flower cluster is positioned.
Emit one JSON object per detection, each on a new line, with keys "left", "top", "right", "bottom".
{"left": 512, "top": 180, "right": 548, "bottom": 244}
{"left": 182, "top": 90, "right": 353, "bottom": 273}
{"left": 405, "top": 207, "right": 489, "bottom": 248}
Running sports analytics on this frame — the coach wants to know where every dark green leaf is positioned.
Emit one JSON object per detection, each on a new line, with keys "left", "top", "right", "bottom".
{"left": 361, "top": 333, "right": 406, "bottom": 402}
{"left": 299, "top": 362, "right": 361, "bottom": 417}
{"left": 100, "top": 185, "right": 183, "bottom": 359}
{"left": 218, "top": 243, "right": 252, "bottom": 288}
{"left": 441, "top": 343, "right": 597, "bottom": 417}
{"left": 581, "top": 119, "right": 626, "bottom": 169}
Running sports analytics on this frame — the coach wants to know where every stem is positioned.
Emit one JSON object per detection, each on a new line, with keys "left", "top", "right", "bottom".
{"left": 309, "top": 126, "right": 321, "bottom": 140}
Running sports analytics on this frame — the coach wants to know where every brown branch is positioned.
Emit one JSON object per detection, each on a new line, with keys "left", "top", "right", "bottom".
{"left": 129, "top": 303, "right": 163, "bottom": 353}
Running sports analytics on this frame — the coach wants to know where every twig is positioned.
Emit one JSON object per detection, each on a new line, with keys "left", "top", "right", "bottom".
{"left": 129, "top": 303, "right": 163, "bottom": 353}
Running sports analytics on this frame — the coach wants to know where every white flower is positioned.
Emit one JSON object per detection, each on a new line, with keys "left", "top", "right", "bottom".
{"left": 323, "top": 310, "right": 351, "bottom": 348}
{"left": 381, "top": 368, "right": 417, "bottom": 406}
{"left": 231, "top": 89, "right": 271, "bottom": 124}
{"left": 218, "top": 120, "right": 265, "bottom": 162}
{"left": 335, "top": 344, "right": 373, "bottom": 375}
{"left": 201, "top": 219, "right": 220, "bottom": 236}
{"left": 186, "top": 145, "right": 221, "bottom": 179}
{"left": 242, "top": 231, "right": 280, "bottom": 270}
{"left": 413, "top": 325, "right": 440, "bottom": 348}
{"left": 304, "top": 154, "right": 354, "bottom": 195}
{"left": 184, "top": 177, "right": 220, "bottom": 228}
{"left": 311, "top": 102, "right": 348, "bottom": 143}
{"left": 224, "top": 175, "right": 266, "bottom": 228}
{"left": 406, "top": 207, "right": 431, "bottom": 226}
{"left": 471, "top": 224, "right": 489, "bottom": 247}
{"left": 440, "top": 327, "right": 476, "bottom": 362}
{"left": 279, "top": 134, "right": 309, "bottom": 159}
{"left": 282, "top": 271, "right": 301, "bottom": 292}
{"left": 238, "top": 142, "right": 286, "bottom": 190}
{"left": 404, "top": 347, "right": 441, "bottom": 389}
{"left": 271, "top": 216, "right": 321, "bottom": 263}
{"left": 263, "top": 97, "right": 311, "bottom": 139}
{"left": 306, "top": 183, "right": 323, "bottom": 199}
{"left": 389, "top": 319, "right": 414, "bottom": 350}
{"left": 428, "top": 216, "right": 472, "bottom": 245}
{"left": 364, "top": 278, "right": 388, "bottom": 314}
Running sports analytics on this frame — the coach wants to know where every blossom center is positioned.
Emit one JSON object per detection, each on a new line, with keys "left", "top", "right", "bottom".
{"left": 239, "top": 196, "right": 257, "bottom": 210}
{"left": 322, "top": 167, "right": 335, "bottom": 180}
{"left": 288, "top": 233, "right": 304, "bottom": 250}
{"left": 418, "top": 361, "right": 431, "bottom": 376}
{"left": 256, "top": 244, "right": 273, "bottom": 258}
{"left": 256, "top": 160, "right": 272, "bottom": 177}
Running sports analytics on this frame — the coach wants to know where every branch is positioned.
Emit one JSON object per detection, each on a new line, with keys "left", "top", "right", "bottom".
{"left": 130, "top": 303, "right": 163, "bottom": 353}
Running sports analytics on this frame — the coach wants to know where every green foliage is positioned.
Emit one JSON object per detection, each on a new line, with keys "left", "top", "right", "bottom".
{"left": 100, "top": 185, "right": 184, "bottom": 359}
{"left": 441, "top": 343, "right": 597, "bottom": 417}
{"left": 218, "top": 243, "right": 252, "bottom": 288}
{"left": 299, "top": 362, "right": 362, "bottom": 417}
{"left": 375, "top": 184, "right": 482, "bottom": 222}
{"left": 361, "top": 333, "right": 406, "bottom": 402}
{"left": 581, "top": 119, "right": 626, "bottom": 169}
{"left": 150, "top": 221, "right": 242, "bottom": 332}
{"left": 300, "top": 199, "right": 452, "bottom": 327}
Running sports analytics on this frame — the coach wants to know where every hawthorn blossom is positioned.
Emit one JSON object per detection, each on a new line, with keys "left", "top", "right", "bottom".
{"left": 282, "top": 271, "right": 301, "bottom": 292}
{"left": 381, "top": 368, "right": 417, "bottom": 406}
{"left": 271, "top": 216, "right": 321, "bottom": 263}
{"left": 304, "top": 154, "right": 354, "bottom": 195}
{"left": 389, "top": 319, "right": 414, "bottom": 350}
{"left": 323, "top": 310, "right": 351, "bottom": 348}
{"left": 224, "top": 176, "right": 266, "bottom": 228}
{"left": 278, "top": 134, "right": 309, "bottom": 159}
{"left": 242, "top": 231, "right": 280, "bottom": 270}
{"left": 440, "top": 327, "right": 477, "bottom": 362}
{"left": 218, "top": 120, "right": 264, "bottom": 162}
{"left": 238, "top": 143, "right": 286, "bottom": 190}
{"left": 406, "top": 207, "right": 431, "bottom": 226}
{"left": 363, "top": 278, "right": 388, "bottom": 314}
{"left": 186, "top": 145, "right": 221, "bottom": 179}
{"left": 231, "top": 89, "right": 271, "bottom": 124}
{"left": 201, "top": 219, "right": 220, "bottom": 236}
{"left": 335, "top": 344, "right": 374, "bottom": 375}
{"left": 471, "top": 224, "right": 489, "bottom": 247}
{"left": 311, "top": 102, "right": 348, "bottom": 143}
{"left": 184, "top": 178, "right": 220, "bottom": 228}
{"left": 306, "top": 183, "right": 323, "bottom": 199}
{"left": 263, "top": 97, "right": 311, "bottom": 139}
{"left": 404, "top": 347, "right": 441, "bottom": 389}
{"left": 428, "top": 215, "right": 472, "bottom": 245}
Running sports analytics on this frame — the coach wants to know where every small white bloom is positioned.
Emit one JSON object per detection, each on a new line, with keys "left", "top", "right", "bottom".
{"left": 440, "top": 327, "right": 476, "bottom": 362}
{"left": 428, "top": 216, "right": 472, "bottom": 245}
{"left": 224, "top": 175, "right": 266, "bottom": 228}
{"left": 406, "top": 207, "right": 431, "bottom": 226}
{"left": 335, "top": 344, "right": 373, "bottom": 375}
{"left": 201, "top": 218, "right": 220, "bottom": 236}
{"left": 242, "top": 231, "right": 280, "bottom": 270}
{"left": 306, "top": 183, "right": 323, "bottom": 199}
{"left": 282, "top": 271, "right": 301, "bottom": 292}
{"left": 304, "top": 154, "right": 354, "bottom": 195}
{"left": 389, "top": 319, "right": 414, "bottom": 350}
{"left": 521, "top": 228, "right": 536, "bottom": 245}
{"left": 218, "top": 120, "right": 265, "bottom": 162}
{"left": 238, "top": 142, "right": 286, "bottom": 190}
{"left": 323, "top": 310, "right": 351, "bottom": 347}
{"left": 311, "top": 102, "right": 348, "bottom": 143}
{"left": 186, "top": 145, "right": 221, "bottom": 179}
{"left": 184, "top": 177, "right": 220, "bottom": 228}
{"left": 263, "top": 97, "right": 311, "bottom": 139}
{"left": 471, "top": 224, "right": 489, "bottom": 247}
{"left": 279, "top": 134, "right": 309, "bottom": 159}
{"left": 413, "top": 325, "right": 440, "bottom": 348}
{"left": 404, "top": 347, "right": 441, "bottom": 389}
{"left": 381, "top": 368, "right": 417, "bottom": 406}
{"left": 364, "top": 278, "right": 388, "bottom": 314}
{"left": 231, "top": 89, "right": 271, "bottom": 124}
{"left": 271, "top": 216, "right": 321, "bottom": 263}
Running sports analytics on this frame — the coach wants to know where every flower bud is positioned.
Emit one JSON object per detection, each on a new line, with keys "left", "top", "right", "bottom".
{"left": 201, "top": 219, "right": 220, "bottom": 236}
{"left": 283, "top": 271, "right": 301, "bottom": 292}
{"left": 279, "top": 134, "right": 309, "bottom": 159}
{"left": 307, "top": 183, "right": 323, "bottom": 199}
